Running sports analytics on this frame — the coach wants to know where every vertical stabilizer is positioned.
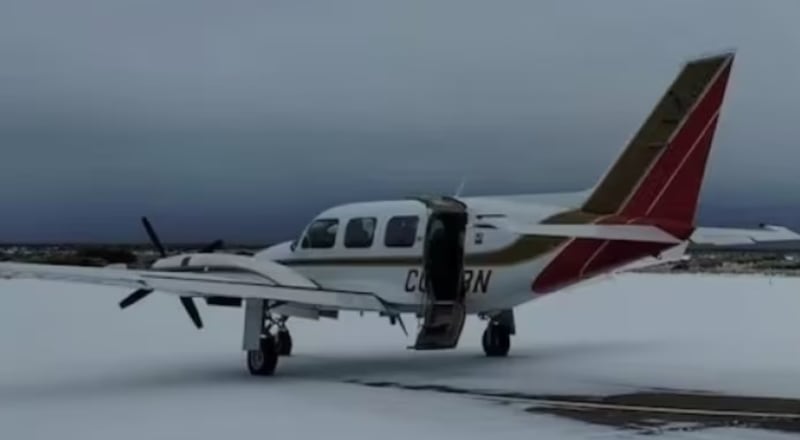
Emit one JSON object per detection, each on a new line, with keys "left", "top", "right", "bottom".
{"left": 533, "top": 52, "right": 735, "bottom": 293}
{"left": 582, "top": 52, "right": 734, "bottom": 225}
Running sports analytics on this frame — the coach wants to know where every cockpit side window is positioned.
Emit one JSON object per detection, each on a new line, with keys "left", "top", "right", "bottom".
{"left": 384, "top": 215, "right": 419, "bottom": 247}
{"left": 301, "top": 218, "right": 339, "bottom": 249}
{"left": 344, "top": 217, "right": 377, "bottom": 248}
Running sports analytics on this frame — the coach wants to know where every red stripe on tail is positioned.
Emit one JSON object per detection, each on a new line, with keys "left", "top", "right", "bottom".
{"left": 532, "top": 54, "right": 733, "bottom": 294}
{"left": 620, "top": 62, "right": 731, "bottom": 223}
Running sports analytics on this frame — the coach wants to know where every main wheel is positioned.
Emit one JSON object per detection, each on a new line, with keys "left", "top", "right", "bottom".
{"left": 276, "top": 329, "right": 293, "bottom": 356}
{"left": 247, "top": 335, "right": 279, "bottom": 376}
{"left": 482, "top": 323, "right": 511, "bottom": 357}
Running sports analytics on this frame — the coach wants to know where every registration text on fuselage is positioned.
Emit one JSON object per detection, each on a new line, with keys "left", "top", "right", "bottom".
{"left": 404, "top": 268, "right": 493, "bottom": 294}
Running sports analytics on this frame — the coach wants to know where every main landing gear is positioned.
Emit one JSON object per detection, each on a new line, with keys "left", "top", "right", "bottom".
{"left": 244, "top": 299, "right": 293, "bottom": 376}
{"left": 481, "top": 309, "right": 515, "bottom": 357}
{"left": 247, "top": 335, "right": 279, "bottom": 376}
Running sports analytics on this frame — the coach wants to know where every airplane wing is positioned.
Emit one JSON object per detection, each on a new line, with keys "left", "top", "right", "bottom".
{"left": 689, "top": 224, "right": 800, "bottom": 246}
{"left": 0, "top": 255, "right": 390, "bottom": 314}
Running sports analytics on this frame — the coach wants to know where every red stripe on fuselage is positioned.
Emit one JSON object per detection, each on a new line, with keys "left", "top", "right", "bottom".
{"left": 531, "top": 216, "right": 690, "bottom": 293}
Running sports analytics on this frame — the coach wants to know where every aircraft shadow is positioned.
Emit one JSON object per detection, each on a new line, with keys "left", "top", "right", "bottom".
{"left": 0, "top": 339, "right": 652, "bottom": 404}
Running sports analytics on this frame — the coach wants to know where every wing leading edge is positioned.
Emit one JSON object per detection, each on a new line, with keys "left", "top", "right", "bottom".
{"left": 0, "top": 257, "right": 389, "bottom": 313}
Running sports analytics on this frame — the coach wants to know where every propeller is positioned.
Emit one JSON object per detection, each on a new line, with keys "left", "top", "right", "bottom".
{"left": 119, "top": 287, "right": 153, "bottom": 309}
{"left": 141, "top": 216, "right": 166, "bottom": 257}
{"left": 117, "top": 216, "right": 224, "bottom": 329}
{"left": 180, "top": 296, "right": 203, "bottom": 329}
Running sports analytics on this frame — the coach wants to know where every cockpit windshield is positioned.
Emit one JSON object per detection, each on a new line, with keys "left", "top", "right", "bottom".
{"left": 300, "top": 218, "right": 339, "bottom": 249}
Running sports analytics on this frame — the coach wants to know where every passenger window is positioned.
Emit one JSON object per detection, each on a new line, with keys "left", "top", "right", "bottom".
{"left": 384, "top": 216, "right": 419, "bottom": 247}
{"left": 344, "top": 217, "right": 377, "bottom": 248}
{"left": 301, "top": 218, "right": 339, "bottom": 249}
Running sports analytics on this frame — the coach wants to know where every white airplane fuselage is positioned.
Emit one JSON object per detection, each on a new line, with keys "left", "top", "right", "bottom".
{"left": 255, "top": 194, "right": 685, "bottom": 315}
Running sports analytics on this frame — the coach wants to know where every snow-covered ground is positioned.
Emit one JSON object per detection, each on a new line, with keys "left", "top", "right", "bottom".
{"left": 1, "top": 273, "right": 800, "bottom": 439}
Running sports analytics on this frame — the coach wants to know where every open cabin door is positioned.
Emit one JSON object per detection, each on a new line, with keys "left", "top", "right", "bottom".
{"left": 412, "top": 196, "right": 468, "bottom": 350}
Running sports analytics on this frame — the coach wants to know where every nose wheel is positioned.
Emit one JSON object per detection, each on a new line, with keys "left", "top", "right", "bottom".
{"left": 276, "top": 328, "right": 293, "bottom": 356}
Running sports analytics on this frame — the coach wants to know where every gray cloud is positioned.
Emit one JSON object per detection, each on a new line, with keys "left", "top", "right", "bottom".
{"left": 1, "top": 0, "right": 799, "bottom": 242}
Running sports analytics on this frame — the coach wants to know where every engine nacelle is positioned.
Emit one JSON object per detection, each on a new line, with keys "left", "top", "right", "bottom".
{"left": 150, "top": 253, "right": 319, "bottom": 288}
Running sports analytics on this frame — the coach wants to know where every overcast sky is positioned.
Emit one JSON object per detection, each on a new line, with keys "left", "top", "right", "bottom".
{"left": 1, "top": 0, "right": 799, "bottom": 243}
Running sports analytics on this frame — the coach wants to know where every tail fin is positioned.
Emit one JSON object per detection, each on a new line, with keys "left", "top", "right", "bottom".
{"left": 582, "top": 51, "right": 734, "bottom": 225}
{"left": 532, "top": 52, "right": 734, "bottom": 293}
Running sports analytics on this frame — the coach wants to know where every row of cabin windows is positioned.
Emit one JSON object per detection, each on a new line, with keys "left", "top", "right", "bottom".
{"left": 300, "top": 215, "right": 419, "bottom": 249}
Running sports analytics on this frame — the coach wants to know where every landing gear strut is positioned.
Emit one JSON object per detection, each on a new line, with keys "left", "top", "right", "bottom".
{"left": 481, "top": 309, "right": 515, "bottom": 357}
{"left": 243, "top": 300, "right": 292, "bottom": 376}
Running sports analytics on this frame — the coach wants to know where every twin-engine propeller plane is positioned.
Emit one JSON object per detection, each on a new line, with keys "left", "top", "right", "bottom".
{"left": 1, "top": 51, "right": 797, "bottom": 376}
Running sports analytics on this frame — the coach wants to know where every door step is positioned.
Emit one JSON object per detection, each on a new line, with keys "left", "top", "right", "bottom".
{"left": 411, "top": 302, "right": 466, "bottom": 350}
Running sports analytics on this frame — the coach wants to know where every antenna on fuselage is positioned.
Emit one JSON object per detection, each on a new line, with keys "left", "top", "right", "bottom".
{"left": 389, "top": 314, "right": 408, "bottom": 336}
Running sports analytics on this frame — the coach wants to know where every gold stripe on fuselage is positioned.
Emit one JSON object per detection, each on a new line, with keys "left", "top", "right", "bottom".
{"left": 279, "top": 209, "right": 602, "bottom": 268}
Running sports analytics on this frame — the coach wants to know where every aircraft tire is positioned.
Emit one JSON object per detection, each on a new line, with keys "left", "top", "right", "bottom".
{"left": 247, "top": 335, "right": 279, "bottom": 376}
{"left": 276, "top": 329, "right": 293, "bottom": 356}
{"left": 482, "top": 323, "right": 511, "bottom": 357}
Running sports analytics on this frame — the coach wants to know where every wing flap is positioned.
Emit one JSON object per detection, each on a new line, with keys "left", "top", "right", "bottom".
{"left": 0, "top": 262, "right": 387, "bottom": 312}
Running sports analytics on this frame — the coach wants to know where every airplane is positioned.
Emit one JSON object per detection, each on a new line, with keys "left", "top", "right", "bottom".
{"left": 1, "top": 50, "right": 797, "bottom": 377}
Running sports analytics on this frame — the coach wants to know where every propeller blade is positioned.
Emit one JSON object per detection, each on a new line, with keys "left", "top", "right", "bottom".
{"left": 141, "top": 216, "right": 167, "bottom": 257}
{"left": 179, "top": 296, "right": 203, "bottom": 329}
{"left": 198, "top": 239, "right": 224, "bottom": 254}
{"left": 119, "top": 288, "right": 153, "bottom": 309}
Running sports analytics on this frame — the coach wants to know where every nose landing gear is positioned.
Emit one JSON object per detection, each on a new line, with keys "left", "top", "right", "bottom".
{"left": 266, "top": 314, "right": 293, "bottom": 357}
{"left": 274, "top": 316, "right": 293, "bottom": 357}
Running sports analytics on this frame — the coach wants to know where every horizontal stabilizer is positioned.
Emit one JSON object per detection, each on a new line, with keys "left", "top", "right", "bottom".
{"left": 690, "top": 225, "right": 800, "bottom": 245}
{"left": 480, "top": 219, "right": 681, "bottom": 244}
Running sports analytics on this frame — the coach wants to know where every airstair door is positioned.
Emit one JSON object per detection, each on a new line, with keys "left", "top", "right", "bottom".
{"left": 413, "top": 197, "right": 468, "bottom": 350}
